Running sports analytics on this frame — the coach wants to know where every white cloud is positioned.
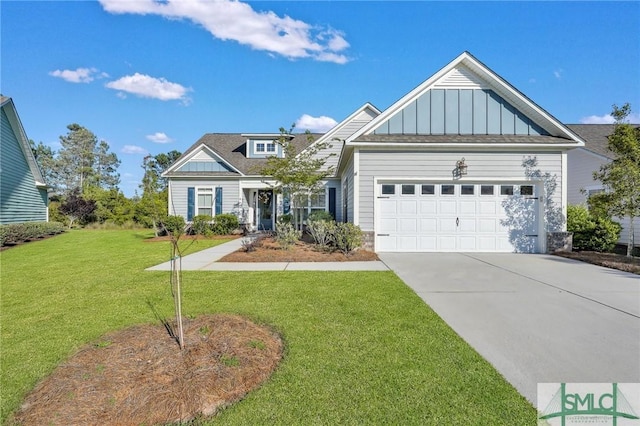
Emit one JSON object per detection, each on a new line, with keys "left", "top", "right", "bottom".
{"left": 49, "top": 67, "right": 107, "bottom": 83}
{"left": 121, "top": 145, "right": 148, "bottom": 154}
{"left": 106, "top": 73, "right": 191, "bottom": 102}
{"left": 580, "top": 112, "right": 640, "bottom": 124}
{"left": 553, "top": 69, "right": 563, "bottom": 80}
{"left": 295, "top": 114, "right": 338, "bottom": 133}
{"left": 146, "top": 132, "right": 173, "bottom": 143}
{"left": 99, "top": 0, "right": 350, "bottom": 64}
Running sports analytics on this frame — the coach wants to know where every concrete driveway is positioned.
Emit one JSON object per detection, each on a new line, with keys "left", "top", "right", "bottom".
{"left": 378, "top": 252, "right": 640, "bottom": 404}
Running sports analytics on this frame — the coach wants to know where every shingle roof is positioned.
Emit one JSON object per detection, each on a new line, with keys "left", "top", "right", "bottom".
{"left": 165, "top": 133, "right": 321, "bottom": 176}
{"left": 353, "top": 134, "right": 575, "bottom": 144}
{"left": 566, "top": 124, "right": 619, "bottom": 159}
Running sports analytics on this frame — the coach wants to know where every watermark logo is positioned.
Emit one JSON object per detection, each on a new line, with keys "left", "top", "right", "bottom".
{"left": 538, "top": 383, "right": 640, "bottom": 426}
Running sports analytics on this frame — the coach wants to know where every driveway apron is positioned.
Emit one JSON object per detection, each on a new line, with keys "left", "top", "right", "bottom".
{"left": 378, "top": 252, "right": 640, "bottom": 404}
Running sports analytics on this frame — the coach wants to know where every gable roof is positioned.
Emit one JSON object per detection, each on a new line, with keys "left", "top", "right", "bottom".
{"left": 566, "top": 124, "right": 633, "bottom": 160}
{"left": 347, "top": 51, "right": 585, "bottom": 145}
{"left": 1, "top": 96, "right": 47, "bottom": 188}
{"left": 164, "top": 133, "right": 320, "bottom": 177}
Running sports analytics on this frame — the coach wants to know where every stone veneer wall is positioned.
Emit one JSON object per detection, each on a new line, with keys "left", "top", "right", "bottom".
{"left": 362, "top": 231, "right": 375, "bottom": 251}
{"left": 547, "top": 232, "right": 573, "bottom": 253}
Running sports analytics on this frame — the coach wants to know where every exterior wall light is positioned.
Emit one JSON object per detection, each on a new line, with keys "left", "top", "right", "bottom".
{"left": 456, "top": 158, "right": 468, "bottom": 176}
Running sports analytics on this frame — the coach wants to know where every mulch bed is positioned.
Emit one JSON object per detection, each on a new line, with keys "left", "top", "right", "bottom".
{"left": 554, "top": 250, "right": 640, "bottom": 275}
{"left": 11, "top": 314, "right": 283, "bottom": 426}
{"left": 219, "top": 236, "right": 379, "bottom": 263}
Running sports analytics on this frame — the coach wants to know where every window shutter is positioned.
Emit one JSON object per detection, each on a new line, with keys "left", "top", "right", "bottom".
{"left": 328, "top": 188, "right": 336, "bottom": 219}
{"left": 187, "top": 187, "right": 195, "bottom": 221}
{"left": 215, "top": 187, "right": 223, "bottom": 216}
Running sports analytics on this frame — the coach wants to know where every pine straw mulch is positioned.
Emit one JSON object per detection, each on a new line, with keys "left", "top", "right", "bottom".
{"left": 11, "top": 314, "right": 283, "bottom": 426}
{"left": 219, "top": 236, "right": 379, "bottom": 263}
{"left": 554, "top": 250, "right": 640, "bottom": 275}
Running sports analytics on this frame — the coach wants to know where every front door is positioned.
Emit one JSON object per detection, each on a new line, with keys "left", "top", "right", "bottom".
{"left": 257, "top": 190, "right": 273, "bottom": 231}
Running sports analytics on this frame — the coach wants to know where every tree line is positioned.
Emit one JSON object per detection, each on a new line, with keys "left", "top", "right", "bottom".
{"left": 31, "top": 123, "right": 180, "bottom": 230}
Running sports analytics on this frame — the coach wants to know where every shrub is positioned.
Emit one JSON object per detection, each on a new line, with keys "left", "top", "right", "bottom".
{"left": 333, "top": 222, "right": 363, "bottom": 254}
{"left": 212, "top": 214, "right": 239, "bottom": 235}
{"left": 192, "top": 215, "right": 213, "bottom": 236}
{"left": 307, "top": 219, "right": 336, "bottom": 250}
{"left": 161, "top": 215, "right": 186, "bottom": 237}
{"left": 308, "top": 210, "right": 334, "bottom": 222}
{"left": 567, "top": 205, "right": 621, "bottom": 252}
{"left": 275, "top": 222, "right": 301, "bottom": 250}
{"left": 277, "top": 214, "right": 292, "bottom": 224}
{"left": 0, "top": 221, "right": 65, "bottom": 246}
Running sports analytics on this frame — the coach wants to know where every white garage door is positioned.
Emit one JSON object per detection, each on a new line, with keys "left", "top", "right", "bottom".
{"left": 377, "top": 183, "right": 540, "bottom": 253}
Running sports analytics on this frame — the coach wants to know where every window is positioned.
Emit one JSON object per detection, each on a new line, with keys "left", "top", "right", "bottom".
{"left": 254, "top": 141, "right": 276, "bottom": 155}
{"left": 381, "top": 184, "right": 395, "bottom": 195}
{"left": 441, "top": 185, "right": 455, "bottom": 195}
{"left": 421, "top": 185, "right": 435, "bottom": 195}
{"left": 197, "top": 188, "right": 213, "bottom": 216}
{"left": 255, "top": 143, "right": 265, "bottom": 153}
{"left": 294, "top": 191, "right": 327, "bottom": 222}
{"left": 401, "top": 184, "right": 415, "bottom": 195}
{"left": 461, "top": 185, "right": 474, "bottom": 195}
{"left": 481, "top": 185, "right": 494, "bottom": 195}
{"left": 500, "top": 185, "right": 514, "bottom": 196}
{"left": 266, "top": 143, "right": 276, "bottom": 153}
{"left": 520, "top": 185, "right": 534, "bottom": 196}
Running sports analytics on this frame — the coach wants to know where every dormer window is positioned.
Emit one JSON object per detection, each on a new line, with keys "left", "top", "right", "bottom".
{"left": 255, "top": 141, "right": 276, "bottom": 154}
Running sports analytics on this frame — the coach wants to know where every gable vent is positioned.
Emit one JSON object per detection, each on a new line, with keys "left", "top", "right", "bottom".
{"left": 433, "top": 66, "right": 488, "bottom": 89}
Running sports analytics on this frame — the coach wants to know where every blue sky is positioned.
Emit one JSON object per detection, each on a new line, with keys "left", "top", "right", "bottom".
{"left": 2, "top": 1, "right": 639, "bottom": 197}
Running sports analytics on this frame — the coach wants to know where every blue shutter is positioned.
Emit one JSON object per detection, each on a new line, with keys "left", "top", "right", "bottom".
{"left": 215, "top": 187, "right": 223, "bottom": 216}
{"left": 187, "top": 187, "right": 195, "bottom": 221}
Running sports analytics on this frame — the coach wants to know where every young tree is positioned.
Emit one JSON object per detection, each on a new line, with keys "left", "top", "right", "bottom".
{"left": 593, "top": 103, "right": 640, "bottom": 257}
{"left": 258, "top": 126, "right": 335, "bottom": 231}
{"left": 58, "top": 188, "right": 97, "bottom": 228}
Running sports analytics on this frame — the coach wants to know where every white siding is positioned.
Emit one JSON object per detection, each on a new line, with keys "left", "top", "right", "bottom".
{"left": 567, "top": 148, "right": 639, "bottom": 246}
{"left": 168, "top": 178, "right": 240, "bottom": 219}
{"left": 358, "top": 150, "right": 564, "bottom": 232}
{"left": 567, "top": 148, "right": 607, "bottom": 205}
{"left": 312, "top": 108, "right": 378, "bottom": 174}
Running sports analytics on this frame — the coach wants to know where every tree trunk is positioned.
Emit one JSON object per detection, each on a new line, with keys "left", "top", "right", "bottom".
{"left": 170, "top": 244, "right": 185, "bottom": 349}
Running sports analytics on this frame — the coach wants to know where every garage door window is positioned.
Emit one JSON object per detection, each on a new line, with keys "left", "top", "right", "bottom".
{"left": 402, "top": 185, "right": 415, "bottom": 195}
{"left": 501, "top": 185, "right": 514, "bottom": 195}
{"left": 441, "top": 185, "right": 455, "bottom": 195}
{"left": 461, "top": 185, "right": 474, "bottom": 195}
{"left": 520, "top": 185, "right": 534, "bottom": 195}
{"left": 381, "top": 184, "right": 395, "bottom": 195}
{"left": 421, "top": 185, "right": 435, "bottom": 195}
{"left": 481, "top": 185, "right": 494, "bottom": 195}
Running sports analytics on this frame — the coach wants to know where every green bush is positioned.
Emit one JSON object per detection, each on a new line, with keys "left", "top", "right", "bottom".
{"left": 276, "top": 222, "right": 302, "bottom": 250}
{"left": 333, "top": 222, "right": 363, "bottom": 254}
{"left": 308, "top": 210, "right": 334, "bottom": 222}
{"left": 161, "top": 215, "right": 186, "bottom": 237}
{"left": 307, "top": 219, "right": 336, "bottom": 250}
{"left": 0, "top": 221, "right": 65, "bottom": 246}
{"left": 192, "top": 215, "right": 214, "bottom": 236}
{"left": 277, "top": 214, "right": 292, "bottom": 224}
{"left": 212, "top": 214, "right": 239, "bottom": 235}
{"left": 567, "top": 205, "right": 621, "bottom": 252}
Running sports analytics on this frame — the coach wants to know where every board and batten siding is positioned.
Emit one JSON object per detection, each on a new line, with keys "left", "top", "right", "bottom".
{"left": 0, "top": 108, "right": 48, "bottom": 224}
{"left": 169, "top": 178, "right": 240, "bottom": 220}
{"left": 357, "top": 150, "right": 564, "bottom": 232}
{"left": 373, "top": 89, "right": 547, "bottom": 137}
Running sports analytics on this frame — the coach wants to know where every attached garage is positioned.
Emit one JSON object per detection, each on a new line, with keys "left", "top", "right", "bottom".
{"left": 376, "top": 182, "right": 541, "bottom": 252}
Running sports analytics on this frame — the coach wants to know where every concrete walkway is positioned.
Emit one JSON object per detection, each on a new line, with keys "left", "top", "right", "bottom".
{"left": 378, "top": 252, "right": 640, "bottom": 404}
{"left": 146, "top": 238, "right": 389, "bottom": 271}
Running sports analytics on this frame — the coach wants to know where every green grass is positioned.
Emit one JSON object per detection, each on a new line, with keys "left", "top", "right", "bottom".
{"left": 0, "top": 230, "right": 537, "bottom": 425}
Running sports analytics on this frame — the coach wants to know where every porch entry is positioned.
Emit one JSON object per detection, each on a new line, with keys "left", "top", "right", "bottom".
{"left": 256, "top": 189, "right": 274, "bottom": 231}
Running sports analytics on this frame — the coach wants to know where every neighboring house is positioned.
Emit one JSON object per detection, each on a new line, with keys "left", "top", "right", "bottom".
{"left": 566, "top": 124, "right": 639, "bottom": 247}
{"left": 0, "top": 96, "right": 49, "bottom": 225}
{"left": 165, "top": 52, "right": 584, "bottom": 253}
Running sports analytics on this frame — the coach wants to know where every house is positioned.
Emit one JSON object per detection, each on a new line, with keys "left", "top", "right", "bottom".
{"left": 165, "top": 52, "right": 584, "bottom": 253}
{"left": 0, "top": 96, "right": 49, "bottom": 225}
{"left": 566, "top": 124, "right": 639, "bottom": 247}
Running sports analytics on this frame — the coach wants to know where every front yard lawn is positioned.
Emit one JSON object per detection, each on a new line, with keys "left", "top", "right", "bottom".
{"left": 1, "top": 230, "right": 536, "bottom": 424}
